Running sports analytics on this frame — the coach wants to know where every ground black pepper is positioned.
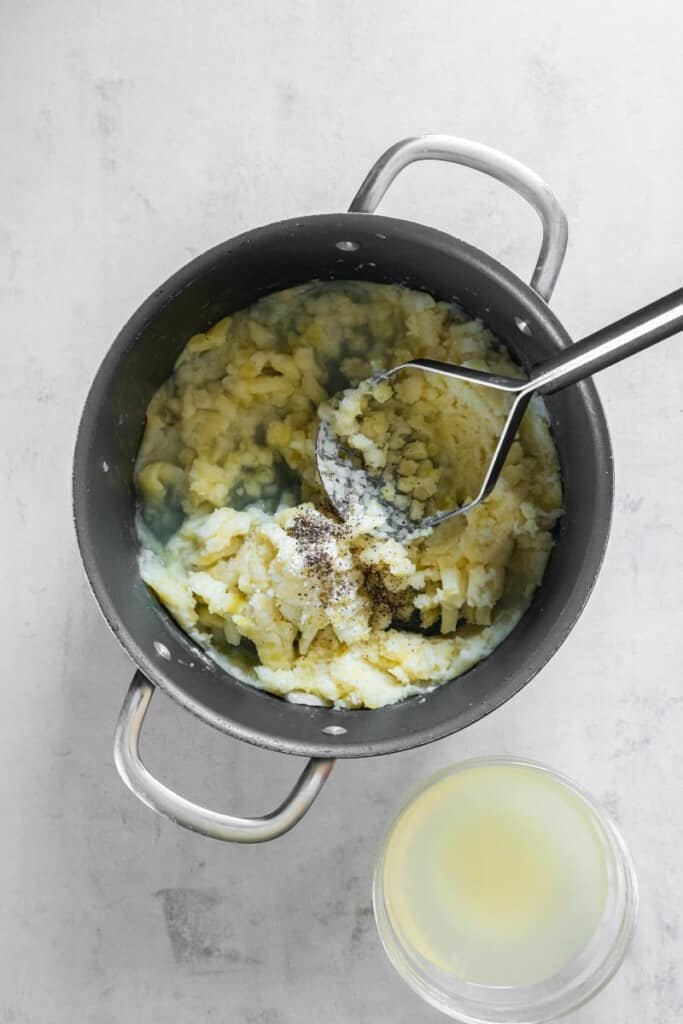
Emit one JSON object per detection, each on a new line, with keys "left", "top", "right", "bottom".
{"left": 286, "top": 509, "right": 353, "bottom": 607}
{"left": 286, "top": 508, "right": 399, "bottom": 616}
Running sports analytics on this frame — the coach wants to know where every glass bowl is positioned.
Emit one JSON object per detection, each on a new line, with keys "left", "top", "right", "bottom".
{"left": 373, "top": 756, "right": 638, "bottom": 1023}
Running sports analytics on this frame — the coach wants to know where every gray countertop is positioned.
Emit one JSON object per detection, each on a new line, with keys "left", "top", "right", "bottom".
{"left": 3, "top": 1, "right": 682, "bottom": 1021}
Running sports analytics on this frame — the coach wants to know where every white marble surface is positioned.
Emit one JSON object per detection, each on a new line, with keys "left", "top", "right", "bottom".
{"left": 2, "top": 1, "right": 682, "bottom": 1020}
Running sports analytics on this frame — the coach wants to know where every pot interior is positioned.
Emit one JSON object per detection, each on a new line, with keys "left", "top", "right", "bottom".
{"left": 74, "top": 213, "right": 613, "bottom": 757}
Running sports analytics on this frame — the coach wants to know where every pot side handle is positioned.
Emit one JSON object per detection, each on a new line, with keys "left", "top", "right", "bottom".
{"left": 114, "top": 673, "right": 335, "bottom": 843}
{"left": 349, "top": 134, "right": 568, "bottom": 303}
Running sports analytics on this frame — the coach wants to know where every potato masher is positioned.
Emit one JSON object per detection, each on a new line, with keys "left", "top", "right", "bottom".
{"left": 317, "top": 287, "right": 683, "bottom": 539}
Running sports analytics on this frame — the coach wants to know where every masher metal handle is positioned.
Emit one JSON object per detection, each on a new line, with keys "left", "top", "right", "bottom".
{"left": 350, "top": 134, "right": 568, "bottom": 302}
{"left": 375, "top": 286, "right": 683, "bottom": 533}
{"left": 528, "top": 287, "right": 683, "bottom": 395}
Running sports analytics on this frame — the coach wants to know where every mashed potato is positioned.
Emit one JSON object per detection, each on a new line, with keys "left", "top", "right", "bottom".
{"left": 136, "top": 282, "right": 562, "bottom": 708}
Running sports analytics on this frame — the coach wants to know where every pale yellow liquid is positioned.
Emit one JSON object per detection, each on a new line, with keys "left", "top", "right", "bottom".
{"left": 382, "top": 764, "right": 608, "bottom": 987}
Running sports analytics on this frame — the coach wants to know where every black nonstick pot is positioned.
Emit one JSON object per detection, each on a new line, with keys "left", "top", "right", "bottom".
{"left": 74, "top": 135, "right": 674, "bottom": 842}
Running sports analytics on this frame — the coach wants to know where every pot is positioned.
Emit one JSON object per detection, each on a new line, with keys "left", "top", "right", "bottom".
{"left": 74, "top": 135, "right": 667, "bottom": 843}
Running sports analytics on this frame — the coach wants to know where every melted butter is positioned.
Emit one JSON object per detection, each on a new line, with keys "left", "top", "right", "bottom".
{"left": 382, "top": 763, "right": 608, "bottom": 987}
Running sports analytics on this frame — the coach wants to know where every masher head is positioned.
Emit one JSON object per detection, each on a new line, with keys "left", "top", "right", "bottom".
{"left": 315, "top": 360, "right": 529, "bottom": 541}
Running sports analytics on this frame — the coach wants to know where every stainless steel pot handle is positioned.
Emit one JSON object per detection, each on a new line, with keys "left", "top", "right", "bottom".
{"left": 114, "top": 673, "right": 335, "bottom": 843}
{"left": 350, "top": 135, "right": 568, "bottom": 303}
